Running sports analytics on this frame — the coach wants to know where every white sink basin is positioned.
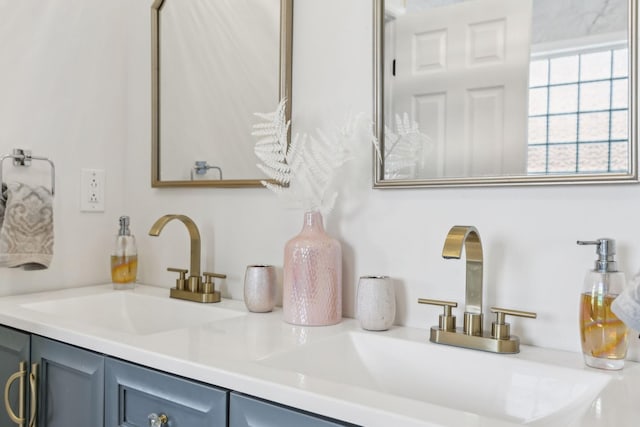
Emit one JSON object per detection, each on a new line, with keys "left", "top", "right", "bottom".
{"left": 21, "top": 291, "right": 245, "bottom": 335}
{"left": 259, "top": 332, "right": 611, "bottom": 426}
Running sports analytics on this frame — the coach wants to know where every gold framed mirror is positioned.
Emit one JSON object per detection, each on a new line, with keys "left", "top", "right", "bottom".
{"left": 373, "top": 0, "right": 638, "bottom": 188}
{"left": 151, "top": 0, "right": 293, "bottom": 188}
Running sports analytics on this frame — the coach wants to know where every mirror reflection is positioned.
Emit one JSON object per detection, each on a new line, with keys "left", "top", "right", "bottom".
{"left": 152, "top": 0, "right": 292, "bottom": 187}
{"left": 374, "top": 0, "right": 637, "bottom": 186}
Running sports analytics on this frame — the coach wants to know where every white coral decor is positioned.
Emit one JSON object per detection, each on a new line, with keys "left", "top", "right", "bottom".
{"left": 252, "top": 99, "right": 369, "bottom": 216}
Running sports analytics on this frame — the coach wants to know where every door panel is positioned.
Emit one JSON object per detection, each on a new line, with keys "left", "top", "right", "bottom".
{"left": 0, "top": 326, "right": 30, "bottom": 427}
{"left": 31, "top": 336, "right": 104, "bottom": 427}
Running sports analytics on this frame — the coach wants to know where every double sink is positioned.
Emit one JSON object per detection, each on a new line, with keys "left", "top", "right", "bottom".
{"left": 2, "top": 285, "right": 625, "bottom": 426}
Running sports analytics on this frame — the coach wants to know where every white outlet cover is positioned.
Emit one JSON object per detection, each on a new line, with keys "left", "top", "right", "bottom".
{"left": 80, "top": 168, "right": 105, "bottom": 212}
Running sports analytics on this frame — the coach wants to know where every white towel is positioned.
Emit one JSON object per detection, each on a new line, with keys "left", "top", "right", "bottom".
{"left": 0, "top": 182, "right": 54, "bottom": 270}
{"left": 612, "top": 273, "right": 640, "bottom": 331}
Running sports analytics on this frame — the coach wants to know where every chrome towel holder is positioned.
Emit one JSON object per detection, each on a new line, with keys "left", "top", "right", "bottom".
{"left": 0, "top": 148, "right": 55, "bottom": 196}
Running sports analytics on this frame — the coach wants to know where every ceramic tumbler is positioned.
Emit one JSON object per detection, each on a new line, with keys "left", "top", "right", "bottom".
{"left": 244, "top": 265, "right": 277, "bottom": 313}
{"left": 356, "top": 276, "right": 396, "bottom": 331}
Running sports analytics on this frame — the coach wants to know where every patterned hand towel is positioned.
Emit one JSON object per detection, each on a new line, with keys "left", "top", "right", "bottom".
{"left": 0, "top": 182, "right": 54, "bottom": 269}
{"left": 612, "top": 273, "right": 640, "bottom": 331}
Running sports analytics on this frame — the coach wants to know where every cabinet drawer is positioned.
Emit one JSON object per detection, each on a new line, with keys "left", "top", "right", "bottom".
{"left": 105, "top": 358, "right": 227, "bottom": 427}
{"left": 230, "top": 393, "right": 357, "bottom": 427}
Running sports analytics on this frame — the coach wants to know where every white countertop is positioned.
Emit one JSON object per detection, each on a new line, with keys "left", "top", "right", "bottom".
{"left": 0, "top": 284, "right": 638, "bottom": 427}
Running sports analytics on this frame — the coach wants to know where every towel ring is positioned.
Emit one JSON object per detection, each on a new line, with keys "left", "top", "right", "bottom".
{"left": 0, "top": 149, "right": 55, "bottom": 197}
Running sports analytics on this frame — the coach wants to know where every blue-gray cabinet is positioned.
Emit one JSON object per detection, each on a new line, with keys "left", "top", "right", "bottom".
{"left": 105, "top": 358, "right": 227, "bottom": 427}
{"left": 2, "top": 324, "right": 358, "bottom": 427}
{"left": 0, "top": 326, "right": 30, "bottom": 427}
{"left": 0, "top": 326, "right": 104, "bottom": 427}
{"left": 32, "top": 336, "right": 104, "bottom": 427}
{"left": 230, "top": 393, "right": 357, "bottom": 427}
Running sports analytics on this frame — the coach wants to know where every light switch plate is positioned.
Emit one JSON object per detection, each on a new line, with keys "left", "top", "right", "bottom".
{"left": 80, "top": 168, "right": 105, "bottom": 212}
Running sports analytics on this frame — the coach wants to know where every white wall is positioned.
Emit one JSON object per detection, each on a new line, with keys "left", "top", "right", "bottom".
{"left": 0, "top": 0, "right": 638, "bottom": 361}
{"left": 0, "top": 0, "right": 128, "bottom": 294}
{"left": 125, "top": 0, "right": 640, "bottom": 360}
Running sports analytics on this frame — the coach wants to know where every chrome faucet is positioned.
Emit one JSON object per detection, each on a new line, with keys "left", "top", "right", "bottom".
{"left": 149, "top": 214, "right": 225, "bottom": 303}
{"left": 419, "top": 225, "right": 536, "bottom": 354}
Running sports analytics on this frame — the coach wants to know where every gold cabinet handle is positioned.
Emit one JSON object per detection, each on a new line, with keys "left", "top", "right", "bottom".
{"left": 148, "top": 413, "right": 168, "bottom": 427}
{"left": 3, "top": 361, "right": 26, "bottom": 426}
{"left": 28, "top": 363, "right": 38, "bottom": 427}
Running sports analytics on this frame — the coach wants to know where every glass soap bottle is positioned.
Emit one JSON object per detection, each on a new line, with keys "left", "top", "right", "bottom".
{"left": 577, "top": 238, "right": 628, "bottom": 370}
{"left": 111, "top": 215, "right": 137, "bottom": 289}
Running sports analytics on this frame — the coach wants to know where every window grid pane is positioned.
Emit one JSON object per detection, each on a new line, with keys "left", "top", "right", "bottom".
{"left": 528, "top": 47, "right": 629, "bottom": 175}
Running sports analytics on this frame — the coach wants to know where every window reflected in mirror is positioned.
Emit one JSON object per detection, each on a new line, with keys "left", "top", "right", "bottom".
{"left": 528, "top": 46, "right": 629, "bottom": 175}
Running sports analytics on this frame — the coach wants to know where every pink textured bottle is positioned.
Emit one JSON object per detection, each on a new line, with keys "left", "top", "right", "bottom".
{"left": 283, "top": 211, "right": 342, "bottom": 326}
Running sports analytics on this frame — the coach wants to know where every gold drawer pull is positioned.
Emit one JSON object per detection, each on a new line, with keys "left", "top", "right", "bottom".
{"left": 28, "top": 363, "right": 38, "bottom": 427}
{"left": 3, "top": 361, "right": 26, "bottom": 426}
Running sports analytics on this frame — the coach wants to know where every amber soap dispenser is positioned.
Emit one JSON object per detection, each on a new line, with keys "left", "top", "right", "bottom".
{"left": 577, "top": 238, "right": 628, "bottom": 370}
{"left": 111, "top": 215, "right": 137, "bottom": 289}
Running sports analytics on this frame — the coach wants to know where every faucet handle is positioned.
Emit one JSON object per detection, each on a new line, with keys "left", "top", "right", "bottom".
{"left": 203, "top": 272, "right": 227, "bottom": 279}
{"left": 167, "top": 267, "right": 188, "bottom": 290}
{"left": 418, "top": 298, "right": 458, "bottom": 331}
{"left": 202, "top": 272, "right": 226, "bottom": 294}
{"left": 490, "top": 307, "right": 537, "bottom": 340}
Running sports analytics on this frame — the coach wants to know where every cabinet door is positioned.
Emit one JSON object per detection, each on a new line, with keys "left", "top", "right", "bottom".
{"left": 0, "top": 326, "right": 30, "bottom": 427}
{"left": 230, "top": 393, "right": 356, "bottom": 427}
{"left": 32, "top": 336, "right": 104, "bottom": 427}
{"left": 105, "top": 358, "right": 227, "bottom": 427}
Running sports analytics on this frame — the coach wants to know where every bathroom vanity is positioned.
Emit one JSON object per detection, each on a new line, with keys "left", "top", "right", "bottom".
{"left": 0, "top": 284, "right": 639, "bottom": 427}
{"left": 0, "top": 330, "right": 341, "bottom": 427}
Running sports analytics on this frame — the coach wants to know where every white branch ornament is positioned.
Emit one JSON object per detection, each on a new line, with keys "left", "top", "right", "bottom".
{"left": 383, "top": 113, "right": 431, "bottom": 179}
{"left": 252, "top": 99, "right": 366, "bottom": 216}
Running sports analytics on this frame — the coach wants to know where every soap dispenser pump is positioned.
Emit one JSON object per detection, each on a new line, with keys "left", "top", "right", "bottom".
{"left": 111, "top": 215, "right": 138, "bottom": 289}
{"left": 577, "top": 238, "right": 628, "bottom": 370}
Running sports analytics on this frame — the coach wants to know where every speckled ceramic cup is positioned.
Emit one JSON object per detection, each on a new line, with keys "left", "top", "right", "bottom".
{"left": 244, "top": 265, "right": 277, "bottom": 313}
{"left": 356, "top": 276, "right": 396, "bottom": 331}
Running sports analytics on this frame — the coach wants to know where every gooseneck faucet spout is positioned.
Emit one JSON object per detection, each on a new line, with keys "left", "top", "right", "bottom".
{"left": 149, "top": 214, "right": 201, "bottom": 282}
{"left": 442, "top": 225, "right": 483, "bottom": 336}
